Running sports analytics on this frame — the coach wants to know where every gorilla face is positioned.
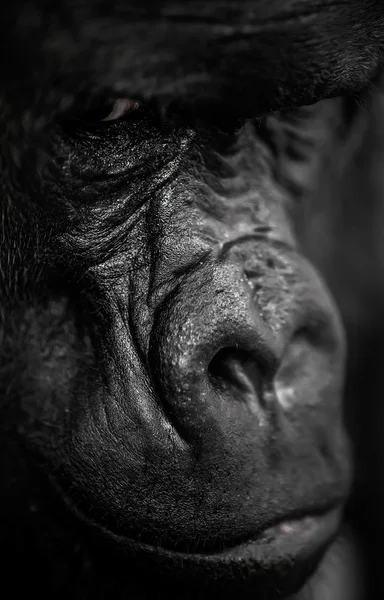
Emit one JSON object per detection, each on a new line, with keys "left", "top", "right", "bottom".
{"left": 1, "top": 1, "right": 382, "bottom": 598}
{"left": 2, "top": 99, "right": 351, "bottom": 596}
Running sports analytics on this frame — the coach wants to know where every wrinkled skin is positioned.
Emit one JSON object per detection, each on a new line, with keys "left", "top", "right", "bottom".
{"left": 1, "top": 1, "right": 384, "bottom": 599}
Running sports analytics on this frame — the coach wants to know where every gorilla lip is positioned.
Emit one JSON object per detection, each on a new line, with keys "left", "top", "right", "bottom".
{"left": 77, "top": 504, "right": 343, "bottom": 598}
{"left": 128, "top": 506, "right": 340, "bottom": 560}
{"left": 89, "top": 503, "right": 342, "bottom": 576}
{"left": 56, "top": 463, "right": 343, "bottom": 566}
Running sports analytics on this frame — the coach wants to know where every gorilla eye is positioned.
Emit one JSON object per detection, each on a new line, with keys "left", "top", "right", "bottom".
{"left": 78, "top": 97, "right": 141, "bottom": 123}
{"left": 100, "top": 98, "right": 140, "bottom": 122}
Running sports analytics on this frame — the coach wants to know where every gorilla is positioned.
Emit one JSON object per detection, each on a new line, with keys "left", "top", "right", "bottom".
{"left": 1, "top": 1, "right": 384, "bottom": 598}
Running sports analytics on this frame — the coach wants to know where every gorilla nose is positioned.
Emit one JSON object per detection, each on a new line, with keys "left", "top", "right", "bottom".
{"left": 149, "top": 262, "right": 283, "bottom": 442}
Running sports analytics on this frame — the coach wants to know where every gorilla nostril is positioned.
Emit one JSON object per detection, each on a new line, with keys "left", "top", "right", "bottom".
{"left": 208, "top": 348, "right": 263, "bottom": 407}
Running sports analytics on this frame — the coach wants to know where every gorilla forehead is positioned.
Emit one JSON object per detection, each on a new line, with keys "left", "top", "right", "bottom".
{"left": 2, "top": 0, "right": 383, "bottom": 121}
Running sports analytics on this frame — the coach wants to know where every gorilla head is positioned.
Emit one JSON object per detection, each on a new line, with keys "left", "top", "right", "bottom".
{"left": 1, "top": 1, "right": 383, "bottom": 598}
